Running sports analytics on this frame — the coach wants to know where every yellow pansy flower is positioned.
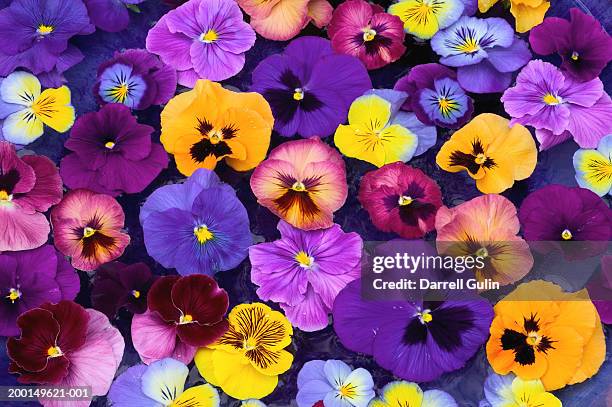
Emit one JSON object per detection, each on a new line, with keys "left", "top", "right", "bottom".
{"left": 389, "top": 0, "right": 464, "bottom": 39}
{"left": 369, "top": 380, "right": 457, "bottom": 406}
{"left": 479, "top": 0, "right": 550, "bottom": 33}
{"left": 482, "top": 373, "right": 561, "bottom": 407}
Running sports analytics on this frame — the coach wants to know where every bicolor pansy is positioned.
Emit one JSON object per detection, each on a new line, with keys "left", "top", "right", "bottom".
{"left": 573, "top": 134, "right": 612, "bottom": 196}
{"left": 388, "top": 0, "right": 464, "bottom": 40}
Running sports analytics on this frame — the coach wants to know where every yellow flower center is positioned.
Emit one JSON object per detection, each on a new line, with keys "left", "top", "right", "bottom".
{"left": 571, "top": 51, "right": 579, "bottom": 61}
{"left": 475, "top": 247, "right": 489, "bottom": 258}
{"left": 339, "top": 383, "right": 357, "bottom": 398}
{"left": 561, "top": 228, "right": 572, "bottom": 240}
{"left": 293, "top": 88, "right": 304, "bottom": 101}
{"left": 209, "top": 131, "right": 223, "bottom": 144}
{"left": 200, "top": 29, "right": 218, "bottom": 43}
{"left": 37, "top": 24, "right": 54, "bottom": 35}
{"left": 194, "top": 225, "right": 214, "bottom": 244}
{"left": 543, "top": 93, "right": 561, "bottom": 105}
{"left": 131, "top": 290, "right": 141, "bottom": 298}
{"left": 105, "top": 141, "right": 116, "bottom": 149}
{"left": 363, "top": 28, "right": 377, "bottom": 42}
{"left": 474, "top": 153, "right": 487, "bottom": 165}
{"left": 457, "top": 36, "right": 480, "bottom": 54}
{"left": 83, "top": 227, "right": 96, "bottom": 238}
{"left": 295, "top": 251, "right": 314, "bottom": 268}
{"left": 526, "top": 332, "right": 541, "bottom": 346}
{"left": 417, "top": 309, "right": 433, "bottom": 323}
{"left": 291, "top": 181, "right": 306, "bottom": 191}
{"left": 243, "top": 337, "right": 258, "bottom": 351}
{"left": 0, "top": 190, "right": 11, "bottom": 201}
{"left": 7, "top": 288, "right": 21, "bottom": 303}
{"left": 179, "top": 314, "right": 193, "bottom": 324}
{"left": 47, "top": 346, "right": 62, "bottom": 358}
{"left": 398, "top": 195, "right": 413, "bottom": 206}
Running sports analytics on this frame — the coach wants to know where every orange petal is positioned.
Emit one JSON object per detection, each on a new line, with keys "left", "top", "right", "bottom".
{"left": 250, "top": 0, "right": 310, "bottom": 41}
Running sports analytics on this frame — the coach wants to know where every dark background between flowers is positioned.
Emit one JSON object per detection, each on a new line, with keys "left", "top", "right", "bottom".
{"left": 0, "top": 0, "right": 610, "bottom": 406}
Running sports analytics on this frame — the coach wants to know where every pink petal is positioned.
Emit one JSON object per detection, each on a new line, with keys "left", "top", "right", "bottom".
{"left": 132, "top": 310, "right": 182, "bottom": 364}
{"left": 308, "top": 0, "right": 333, "bottom": 28}
{"left": 280, "top": 287, "right": 330, "bottom": 331}
{"left": 250, "top": 0, "right": 310, "bottom": 41}
{"left": 0, "top": 206, "right": 49, "bottom": 252}
{"left": 17, "top": 155, "right": 63, "bottom": 212}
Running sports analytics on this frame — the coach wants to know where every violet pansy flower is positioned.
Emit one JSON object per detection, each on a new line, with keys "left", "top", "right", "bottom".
{"left": 146, "top": 0, "right": 256, "bottom": 87}
{"left": 83, "top": 0, "right": 145, "bottom": 33}
{"left": 431, "top": 16, "right": 531, "bottom": 94}
{"left": 251, "top": 36, "right": 372, "bottom": 138}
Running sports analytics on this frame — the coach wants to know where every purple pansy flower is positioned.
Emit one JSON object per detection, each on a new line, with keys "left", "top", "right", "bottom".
{"left": 502, "top": 60, "right": 612, "bottom": 150}
{"left": 0, "top": 0, "right": 94, "bottom": 87}
{"left": 431, "top": 16, "right": 531, "bottom": 94}
{"left": 60, "top": 103, "right": 168, "bottom": 196}
{"left": 249, "top": 221, "right": 362, "bottom": 332}
{"left": 94, "top": 49, "right": 177, "bottom": 110}
{"left": 332, "top": 279, "right": 493, "bottom": 382}
{"left": 530, "top": 8, "right": 612, "bottom": 83}
{"left": 394, "top": 63, "right": 473, "bottom": 129}
{"left": 0, "top": 245, "right": 79, "bottom": 337}
{"left": 146, "top": 0, "right": 256, "bottom": 87}
{"left": 83, "top": 0, "right": 145, "bottom": 33}
{"left": 140, "top": 168, "right": 251, "bottom": 276}
{"left": 251, "top": 36, "right": 372, "bottom": 138}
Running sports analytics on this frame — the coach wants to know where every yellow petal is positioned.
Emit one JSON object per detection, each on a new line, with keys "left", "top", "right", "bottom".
{"left": 211, "top": 349, "right": 278, "bottom": 400}
{"left": 250, "top": 349, "right": 293, "bottom": 376}
{"left": 511, "top": 377, "right": 546, "bottom": 402}
{"left": 173, "top": 384, "right": 220, "bottom": 407}
{"left": 348, "top": 95, "right": 391, "bottom": 132}
{"left": 378, "top": 381, "right": 424, "bottom": 406}
{"left": 334, "top": 125, "right": 387, "bottom": 167}
{"left": 378, "top": 124, "right": 418, "bottom": 165}
{"left": 389, "top": 0, "right": 441, "bottom": 39}
{"left": 194, "top": 348, "right": 220, "bottom": 386}
{"left": 2, "top": 109, "right": 44, "bottom": 144}
{"left": 510, "top": 0, "right": 550, "bottom": 33}
{"left": 33, "top": 87, "right": 75, "bottom": 132}
{"left": 478, "top": 0, "right": 500, "bottom": 12}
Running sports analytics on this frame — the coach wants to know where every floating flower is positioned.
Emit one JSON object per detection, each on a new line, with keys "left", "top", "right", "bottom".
{"left": 327, "top": 0, "right": 406, "bottom": 70}
{"left": 0, "top": 142, "right": 63, "bottom": 252}
{"left": 369, "top": 381, "right": 457, "bottom": 407}
{"left": 249, "top": 221, "right": 362, "bottom": 331}
{"left": 50, "top": 189, "right": 130, "bottom": 271}
{"left": 334, "top": 90, "right": 437, "bottom": 166}
{"left": 251, "top": 36, "right": 371, "bottom": 138}
{"left": 518, "top": 184, "right": 612, "bottom": 260}
{"left": 502, "top": 60, "right": 612, "bottom": 150}
{"left": 479, "top": 0, "right": 549, "bottom": 33}
{"left": 394, "top": 63, "right": 474, "bottom": 129}
{"left": 140, "top": 169, "right": 251, "bottom": 275}
{"left": 250, "top": 139, "right": 348, "bottom": 231}
{"left": 436, "top": 195, "right": 533, "bottom": 286}
{"left": 481, "top": 373, "right": 561, "bottom": 407}
{"left": 7, "top": 301, "right": 124, "bottom": 403}
{"left": 486, "top": 280, "right": 606, "bottom": 390}
{"left": 132, "top": 275, "right": 229, "bottom": 364}
{"left": 238, "top": 0, "right": 333, "bottom": 41}
{"left": 573, "top": 134, "right": 612, "bottom": 196}
{"left": 146, "top": 0, "right": 256, "bottom": 87}
{"left": 296, "top": 359, "right": 375, "bottom": 407}
{"left": 358, "top": 162, "right": 442, "bottom": 239}
{"left": 91, "top": 262, "right": 157, "bottom": 319}
{"left": 160, "top": 80, "right": 273, "bottom": 175}
{"left": 529, "top": 8, "right": 612, "bottom": 82}
{"left": 436, "top": 114, "right": 537, "bottom": 194}
{"left": 0, "top": 71, "right": 75, "bottom": 146}
{"left": 195, "top": 303, "right": 294, "bottom": 400}
{"left": 60, "top": 104, "right": 168, "bottom": 196}
{"left": 587, "top": 256, "right": 612, "bottom": 325}
{"left": 431, "top": 17, "right": 531, "bottom": 93}
{"left": 109, "top": 358, "right": 220, "bottom": 407}
{"left": 0, "top": 0, "right": 93, "bottom": 87}
{"left": 0, "top": 245, "right": 79, "bottom": 337}
{"left": 83, "top": 0, "right": 145, "bottom": 33}
{"left": 94, "top": 49, "right": 177, "bottom": 110}
{"left": 388, "top": 0, "right": 464, "bottom": 40}
{"left": 333, "top": 279, "right": 493, "bottom": 382}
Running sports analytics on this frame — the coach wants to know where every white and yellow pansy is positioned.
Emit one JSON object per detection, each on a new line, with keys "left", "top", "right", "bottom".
{"left": 482, "top": 373, "right": 561, "bottom": 407}
{"left": 0, "top": 71, "right": 74, "bottom": 145}
{"left": 368, "top": 381, "right": 457, "bottom": 407}
{"left": 388, "top": 0, "right": 464, "bottom": 39}
{"left": 573, "top": 134, "right": 612, "bottom": 197}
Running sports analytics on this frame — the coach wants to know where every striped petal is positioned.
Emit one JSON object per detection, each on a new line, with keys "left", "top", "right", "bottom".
{"left": 33, "top": 86, "right": 75, "bottom": 132}
{"left": 573, "top": 148, "right": 612, "bottom": 196}
{"left": 0, "top": 71, "right": 41, "bottom": 106}
{"left": 172, "top": 384, "right": 220, "bottom": 407}
{"left": 2, "top": 108, "right": 44, "bottom": 145}
{"left": 98, "top": 63, "right": 147, "bottom": 108}
{"left": 141, "top": 358, "right": 188, "bottom": 405}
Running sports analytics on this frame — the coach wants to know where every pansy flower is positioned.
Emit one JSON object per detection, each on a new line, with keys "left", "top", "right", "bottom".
{"left": 195, "top": 303, "right": 294, "bottom": 400}
{"left": 0, "top": 245, "right": 79, "bottom": 337}
{"left": 251, "top": 36, "right": 371, "bottom": 138}
{"left": 60, "top": 104, "right": 168, "bottom": 196}
{"left": 478, "top": 0, "right": 549, "bottom": 33}
{"left": 146, "top": 0, "right": 256, "bottom": 87}
{"left": 132, "top": 275, "right": 229, "bottom": 365}
{"left": 388, "top": 0, "right": 464, "bottom": 40}
{"left": 327, "top": 0, "right": 406, "bottom": 70}
{"left": 502, "top": 60, "right": 612, "bottom": 150}
{"left": 530, "top": 9, "right": 612, "bottom": 83}
{"left": 486, "top": 280, "right": 606, "bottom": 390}
{"left": 296, "top": 359, "right": 375, "bottom": 407}
{"left": 91, "top": 262, "right": 157, "bottom": 319}
{"left": 108, "top": 358, "right": 220, "bottom": 407}
{"left": 518, "top": 184, "right": 612, "bottom": 260}
{"left": 242, "top": 400, "right": 267, "bottom": 407}
{"left": 334, "top": 90, "right": 437, "bottom": 167}
{"left": 94, "top": 49, "right": 177, "bottom": 110}
{"left": 358, "top": 162, "right": 443, "bottom": 239}
{"left": 431, "top": 16, "right": 531, "bottom": 93}
{"left": 7, "top": 301, "right": 124, "bottom": 404}
{"left": 481, "top": 373, "right": 561, "bottom": 407}
{"left": 250, "top": 138, "right": 348, "bottom": 231}
{"left": 333, "top": 279, "right": 493, "bottom": 382}
{"left": 160, "top": 80, "right": 273, "bottom": 175}
{"left": 436, "top": 114, "right": 537, "bottom": 194}
{"left": 573, "top": 134, "right": 612, "bottom": 196}
{"left": 587, "top": 256, "right": 612, "bottom": 324}
{"left": 140, "top": 169, "right": 251, "bottom": 275}
{"left": 436, "top": 194, "right": 533, "bottom": 286}
{"left": 370, "top": 381, "right": 457, "bottom": 407}
{"left": 249, "top": 221, "right": 362, "bottom": 332}
{"left": 0, "top": 142, "right": 63, "bottom": 252}
{"left": 0, "top": 71, "right": 75, "bottom": 146}
{"left": 0, "top": 0, "right": 94, "bottom": 87}
{"left": 238, "top": 0, "right": 333, "bottom": 41}
{"left": 50, "top": 189, "right": 130, "bottom": 272}
{"left": 394, "top": 63, "right": 474, "bottom": 129}
{"left": 83, "top": 0, "right": 145, "bottom": 33}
